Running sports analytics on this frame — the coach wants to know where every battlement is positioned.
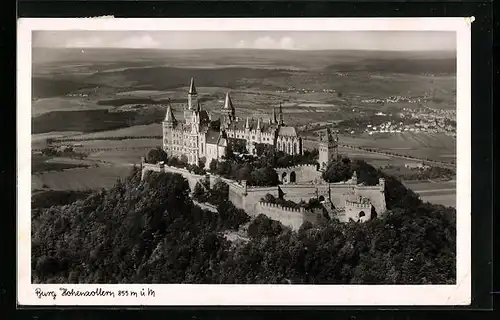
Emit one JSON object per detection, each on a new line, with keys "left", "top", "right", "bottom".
{"left": 275, "top": 163, "right": 318, "bottom": 171}
{"left": 257, "top": 201, "right": 306, "bottom": 214}
{"left": 345, "top": 200, "right": 372, "bottom": 209}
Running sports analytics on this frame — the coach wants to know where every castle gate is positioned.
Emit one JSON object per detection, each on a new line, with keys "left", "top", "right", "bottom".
{"left": 275, "top": 164, "right": 321, "bottom": 185}
{"left": 279, "top": 170, "right": 296, "bottom": 184}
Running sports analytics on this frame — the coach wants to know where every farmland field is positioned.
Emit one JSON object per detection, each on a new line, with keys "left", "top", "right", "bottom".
{"left": 338, "top": 132, "right": 456, "bottom": 162}
{"left": 32, "top": 165, "right": 133, "bottom": 191}
{"left": 56, "top": 123, "right": 162, "bottom": 140}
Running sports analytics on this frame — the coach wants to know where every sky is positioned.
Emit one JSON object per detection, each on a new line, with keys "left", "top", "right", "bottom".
{"left": 32, "top": 31, "right": 456, "bottom": 51}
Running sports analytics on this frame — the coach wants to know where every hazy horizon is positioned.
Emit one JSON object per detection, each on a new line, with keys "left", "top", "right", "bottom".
{"left": 33, "top": 31, "right": 456, "bottom": 52}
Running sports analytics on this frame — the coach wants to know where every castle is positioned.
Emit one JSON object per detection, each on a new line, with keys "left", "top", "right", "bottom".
{"left": 145, "top": 77, "right": 386, "bottom": 228}
{"left": 162, "top": 78, "right": 305, "bottom": 167}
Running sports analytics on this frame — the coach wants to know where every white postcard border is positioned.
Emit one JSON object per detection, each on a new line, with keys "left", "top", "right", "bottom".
{"left": 17, "top": 17, "right": 472, "bottom": 306}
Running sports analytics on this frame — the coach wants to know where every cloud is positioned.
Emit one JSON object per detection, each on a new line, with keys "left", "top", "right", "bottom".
{"left": 237, "top": 36, "right": 298, "bottom": 50}
{"left": 64, "top": 36, "right": 105, "bottom": 48}
{"left": 61, "top": 34, "right": 160, "bottom": 48}
{"left": 113, "top": 35, "right": 161, "bottom": 48}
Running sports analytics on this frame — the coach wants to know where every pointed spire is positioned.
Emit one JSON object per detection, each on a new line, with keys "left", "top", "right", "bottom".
{"left": 257, "top": 117, "right": 261, "bottom": 130}
{"left": 188, "top": 77, "right": 197, "bottom": 95}
{"left": 245, "top": 117, "right": 250, "bottom": 129}
{"left": 224, "top": 92, "right": 233, "bottom": 110}
{"left": 279, "top": 102, "right": 284, "bottom": 125}
{"left": 164, "top": 104, "right": 176, "bottom": 123}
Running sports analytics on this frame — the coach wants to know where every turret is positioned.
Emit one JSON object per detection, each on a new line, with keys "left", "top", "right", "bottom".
{"left": 379, "top": 178, "right": 385, "bottom": 192}
{"left": 272, "top": 107, "right": 277, "bottom": 124}
{"left": 352, "top": 171, "right": 358, "bottom": 185}
{"left": 162, "top": 104, "right": 177, "bottom": 152}
{"left": 163, "top": 104, "right": 176, "bottom": 128}
{"left": 187, "top": 77, "right": 197, "bottom": 110}
{"left": 245, "top": 117, "right": 250, "bottom": 130}
{"left": 222, "top": 92, "right": 235, "bottom": 125}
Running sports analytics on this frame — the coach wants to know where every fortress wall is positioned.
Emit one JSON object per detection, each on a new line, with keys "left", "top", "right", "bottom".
{"left": 142, "top": 164, "right": 206, "bottom": 191}
{"left": 344, "top": 200, "right": 372, "bottom": 221}
{"left": 161, "top": 165, "right": 206, "bottom": 191}
{"left": 354, "top": 188, "right": 386, "bottom": 214}
{"left": 302, "top": 208, "right": 323, "bottom": 226}
{"left": 255, "top": 202, "right": 308, "bottom": 231}
{"left": 228, "top": 185, "right": 245, "bottom": 210}
{"left": 243, "top": 187, "right": 279, "bottom": 216}
{"left": 142, "top": 164, "right": 386, "bottom": 222}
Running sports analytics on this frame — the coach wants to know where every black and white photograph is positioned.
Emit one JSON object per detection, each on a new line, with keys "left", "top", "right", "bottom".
{"left": 18, "top": 18, "right": 471, "bottom": 306}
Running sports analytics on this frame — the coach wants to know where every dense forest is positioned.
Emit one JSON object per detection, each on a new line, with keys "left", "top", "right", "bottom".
{"left": 32, "top": 157, "right": 456, "bottom": 284}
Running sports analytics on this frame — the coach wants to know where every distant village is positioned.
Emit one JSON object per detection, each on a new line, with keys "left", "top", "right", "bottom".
{"left": 363, "top": 108, "right": 456, "bottom": 138}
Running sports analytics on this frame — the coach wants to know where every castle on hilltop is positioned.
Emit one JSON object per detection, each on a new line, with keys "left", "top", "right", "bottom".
{"left": 146, "top": 78, "right": 387, "bottom": 227}
{"left": 162, "top": 78, "right": 319, "bottom": 167}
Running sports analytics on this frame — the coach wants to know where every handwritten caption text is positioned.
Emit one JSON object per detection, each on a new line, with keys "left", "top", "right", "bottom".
{"left": 35, "top": 287, "right": 156, "bottom": 300}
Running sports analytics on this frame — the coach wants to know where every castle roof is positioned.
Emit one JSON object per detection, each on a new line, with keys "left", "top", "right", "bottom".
{"left": 223, "top": 92, "right": 234, "bottom": 110}
{"left": 205, "top": 129, "right": 227, "bottom": 147}
{"left": 197, "top": 109, "right": 211, "bottom": 125}
{"left": 188, "top": 77, "right": 197, "bottom": 94}
{"left": 226, "top": 118, "right": 276, "bottom": 133}
{"left": 278, "top": 126, "right": 298, "bottom": 137}
{"left": 206, "top": 129, "right": 220, "bottom": 144}
{"left": 164, "top": 104, "right": 176, "bottom": 122}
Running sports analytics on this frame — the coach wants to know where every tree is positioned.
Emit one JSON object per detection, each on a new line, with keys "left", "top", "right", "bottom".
{"left": 193, "top": 182, "right": 208, "bottom": 203}
{"left": 31, "top": 154, "right": 456, "bottom": 286}
{"left": 231, "top": 139, "right": 247, "bottom": 154}
{"left": 198, "top": 157, "right": 207, "bottom": 169}
{"left": 209, "top": 159, "right": 218, "bottom": 173}
{"left": 146, "top": 147, "right": 168, "bottom": 164}
{"left": 180, "top": 154, "right": 188, "bottom": 165}
{"left": 250, "top": 166, "right": 279, "bottom": 187}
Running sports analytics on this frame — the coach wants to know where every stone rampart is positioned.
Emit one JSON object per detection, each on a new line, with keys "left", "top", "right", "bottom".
{"left": 141, "top": 162, "right": 206, "bottom": 191}
{"left": 255, "top": 201, "right": 315, "bottom": 231}
{"left": 141, "top": 162, "right": 386, "bottom": 225}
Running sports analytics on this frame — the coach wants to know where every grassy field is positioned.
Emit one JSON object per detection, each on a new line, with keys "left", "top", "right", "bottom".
{"left": 402, "top": 180, "right": 456, "bottom": 208}
{"left": 419, "top": 193, "right": 455, "bottom": 207}
{"left": 338, "top": 132, "right": 456, "bottom": 162}
{"left": 85, "top": 149, "right": 149, "bottom": 165}
{"left": 59, "top": 123, "right": 162, "bottom": 140}
{"left": 32, "top": 165, "right": 133, "bottom": 191}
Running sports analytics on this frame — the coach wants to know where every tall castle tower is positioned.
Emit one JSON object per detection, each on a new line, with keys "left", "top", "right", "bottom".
{"left": 184, "top": 77, "right": 198, "bottom": 125}
{"left": 162, "top": 104, "right": 177, "bottom": 152}
{"left": 278, "top": 102, "right": 284, "bottom": 125}
{"left": 221, "top": 92, "right": 235, "bottom": 128}
{"left": 318, "top": 127, "right": 339, "bottom": 171}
